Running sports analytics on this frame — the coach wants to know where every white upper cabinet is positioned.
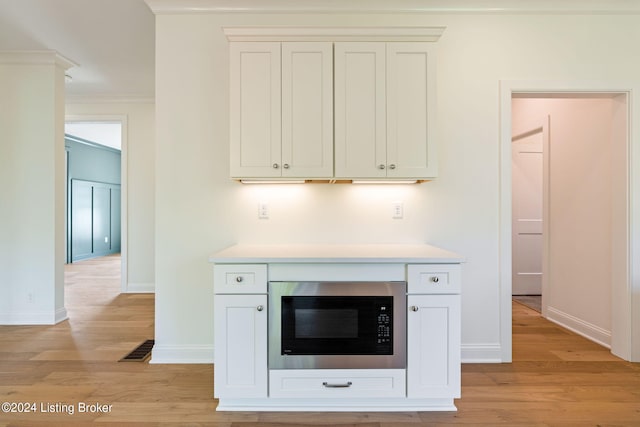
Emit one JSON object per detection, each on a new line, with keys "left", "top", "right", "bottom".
{"left": 281, "top": 43, "right": 334, "bottom": 178}
{"left": 334, "top": 43, "right": 387, "bottom": 178}
{"left": 227, "top": 29, "right": 442, "bottom": 181}
{"left": 230, "top": 42, "right": 281, "bottom": 178}
{"left": 230, "top": 42, "right": 333, "bottom": 179}
{"left": 386, "top": 43, "right": 437, "bottom": 179}
{"left": 335, "top": 42, "right": 437, "bottom": 179}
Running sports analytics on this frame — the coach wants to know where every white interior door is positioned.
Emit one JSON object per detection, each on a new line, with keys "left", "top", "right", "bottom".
{"left": 512, "top": 119, "right": 548, "bottom": 295}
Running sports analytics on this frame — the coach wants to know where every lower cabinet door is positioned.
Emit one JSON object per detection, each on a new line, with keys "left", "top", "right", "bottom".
{"left": 214, "top": 294, "right": 267, "bottom": 398}
{"left": 407, "top": 294, "right": 461, "bottom": 398}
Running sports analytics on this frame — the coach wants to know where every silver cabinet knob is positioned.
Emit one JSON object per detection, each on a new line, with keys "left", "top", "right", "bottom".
{"left": 256, "top": 305, "right": 264, "bottom": 312}
{"left": 283, "top": 163, "right": 290, "bottom": 169}
{"left": 389, "top": 164, "right": 396, "bottom": 170}
{"left": 235, "top": 276, "right": 243, "bottom": 283}
{"left": 378, "top": 164, "right": 386, "bottom": 170}
{"left": 431, "top": 276, "right": 440, "bottom": 283}
{"left": 272, "top": 163, "right": 279, "bottom": 169}
{"left": 410, "top": 306, "right": 419, "bottom": 312}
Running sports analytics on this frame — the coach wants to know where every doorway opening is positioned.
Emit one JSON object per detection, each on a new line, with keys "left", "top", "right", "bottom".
{"left": 511, "top": 94, "right": 627, "bottom": 342}
{"left": 64, "top": 116, "right": 128, "bottom": 294}
{"left": 500, "top": 82, "right": 636, "bottom": 363}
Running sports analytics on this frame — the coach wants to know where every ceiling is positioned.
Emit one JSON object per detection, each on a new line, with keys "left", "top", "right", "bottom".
{"left": 0, "top": 0, "right": 155, "bottom": 100}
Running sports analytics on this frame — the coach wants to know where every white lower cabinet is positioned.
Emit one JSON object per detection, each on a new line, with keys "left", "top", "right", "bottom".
{"left": 407, "top": 294, "right": 461, "bottom": 398}
{"left": 270, "top": 369, "right": 406, "bottom": 399}
{"left": 214, "top": 294, "right": 268, "bottom": 399}
{"left": 212, "top": 257, "right": 462, "bottom": 411}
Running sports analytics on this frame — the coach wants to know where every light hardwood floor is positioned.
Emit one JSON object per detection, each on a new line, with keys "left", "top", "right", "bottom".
{"left": 1, "top": 255, "right": 639, "bottom": 426}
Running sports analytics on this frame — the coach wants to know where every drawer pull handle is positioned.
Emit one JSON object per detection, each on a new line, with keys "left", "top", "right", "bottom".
{"left": 322, "top": 381, "right": 352, "bottom": 388}
{"left": 256, "top": 305, "right": 264, "bottom": 312}
{"left": 410, "top": 306, "right": 419, "bottom": 312}
{"left": 431, "top": 276, "right": 440, "bottom": 283}
{"left": 235, "top": 276, "right": 243, "bottom": 283}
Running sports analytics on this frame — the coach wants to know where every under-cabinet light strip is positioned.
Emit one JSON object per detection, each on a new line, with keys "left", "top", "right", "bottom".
{"left": 239, "top": 179, "right": 420, "bottom": 184}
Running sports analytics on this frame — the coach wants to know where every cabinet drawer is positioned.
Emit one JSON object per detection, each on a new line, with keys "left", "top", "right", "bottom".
{"left": 269, "top": 369, "right": 406, "bottom": 399}
{"left": 214, "top": 264, "right": 267, "bottom": 294}
{"left": 407, "top": 264, "right": 460, "bottom": 294}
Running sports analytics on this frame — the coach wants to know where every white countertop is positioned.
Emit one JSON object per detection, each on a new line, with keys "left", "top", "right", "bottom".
{"left": 209, "top": 243, "right": 464, "bottom": 264}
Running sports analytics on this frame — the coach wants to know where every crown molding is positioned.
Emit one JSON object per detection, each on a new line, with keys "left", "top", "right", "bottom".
{"left": 223, "top": 26, "right": 445, "bottom": 42}
{"left": 0, "top": 50, "right": 77, "bottom": 69}
{"left": 145, "top": 0, "right": 640, "bottom": 15}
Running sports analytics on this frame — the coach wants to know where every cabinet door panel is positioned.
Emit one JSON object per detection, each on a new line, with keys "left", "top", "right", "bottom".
{"left": 214, "top": 294, "right": 267, "bottom": 398}
{"left": 387, "top": 43, "right": 437, "bottom": 178}
{"left": 334, "top": 43, "right": 386, "bottom": 178}
{"left": 282, "top": 42, "right": 333, "bottom": 178}
{"left": 230, "top": 42, "right": 281, "bottom": 178}
{"left": 407, "top": 294, "right": 460, "bottom": 398}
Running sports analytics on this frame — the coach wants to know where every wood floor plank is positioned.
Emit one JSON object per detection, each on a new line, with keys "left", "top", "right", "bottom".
{"left": 0, "top": 254, "right": 638, "bottom": 426}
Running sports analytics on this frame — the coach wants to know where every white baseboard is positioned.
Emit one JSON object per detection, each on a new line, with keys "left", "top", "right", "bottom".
{"left": 150, "top": 344, "right": 214, "bottom": 364}
{"left": 55, "top": 307, "right": 68, "bottom": 323}
{"left": 125, "top": 282, "right": 155, "bottom": 293}
{"left": 546, "top": 306, "right": 611, "bottom": 348}
{"left": 150, "top": 343, "right": 503, "bottom": 365}
{"left": 461, "top": 343, "right": 503, "bottom": 363}
{"left": 0, "top": 308, "right": 68, "bottom": 325}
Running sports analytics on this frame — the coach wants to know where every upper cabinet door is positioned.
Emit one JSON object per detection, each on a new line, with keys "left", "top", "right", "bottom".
{"left": 229, "top": 39, "right": 438, "bottom": 181}
{"left": 386, "top": 43, "right": 437, "bottom": 179}
{"left": 230, "top": 42, "right": 282, "bottom": 178}
{"left": 334, "top": 42, "right": 386, "bottom": 179}
{"left": 281, "top": 42, "right": 334, "bottom": 178}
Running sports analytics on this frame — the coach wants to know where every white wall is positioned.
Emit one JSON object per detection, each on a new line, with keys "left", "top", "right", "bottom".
{"left": 513, "top": 97, "right": 623, "bottom": 347}
{"left": 151, "top": 10, "right": 640, "bottom": 362}
{"left": 65, "top": 101, "right": 156, "bottom": 292}
{"left": 0, "top": 52, "right": 70, "bottom": 324}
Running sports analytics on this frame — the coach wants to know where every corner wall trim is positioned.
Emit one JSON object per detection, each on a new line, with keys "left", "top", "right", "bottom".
{"left": 546, "top": 306, "right": 612, "bottom": 348}
{"left": 150, "top": 344, "right": 214, "bottom": 364}
{"left": 461, "top": 343, "right": 503, "bottom": 363}
{"left": 55, "top": 308, "right": 68, "bottom": 324}
{"left": 126, "top": 282, "right": 156, "bottom": 293}
{"left": 0, "top": 309, "right": 67, "bottom": 325}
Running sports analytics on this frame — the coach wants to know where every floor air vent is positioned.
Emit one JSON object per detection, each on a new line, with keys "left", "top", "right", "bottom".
{"left": 119, "top": 339, "right": 154, "bottom": 362}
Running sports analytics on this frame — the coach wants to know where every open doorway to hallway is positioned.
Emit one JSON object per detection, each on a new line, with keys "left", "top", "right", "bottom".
{"left": 64, "top": 119, "right": 127, "bottom": 296}
{"left": 509, "top": 92, "right": 629, "bottom": 356}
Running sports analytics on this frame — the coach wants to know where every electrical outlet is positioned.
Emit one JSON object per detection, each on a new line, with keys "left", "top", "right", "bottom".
{"left": 392, "top": 201, "right": 404, "bottom": 219}
{"left": 258, "top": 202, "right": 269, "bottom": 219}
{"left": 105, "top": 236, "right": 109, "bottom": 243}
{"left": 27, "top": 292, "right": 34, "bottom": 304}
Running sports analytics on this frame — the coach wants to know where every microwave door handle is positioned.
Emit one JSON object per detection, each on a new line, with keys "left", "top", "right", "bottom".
{"left": 322, "top": 381, "right": 353, "bottom": 388}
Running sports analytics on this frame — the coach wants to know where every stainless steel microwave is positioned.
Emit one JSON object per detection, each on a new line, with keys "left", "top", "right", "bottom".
{"left": 268, "top": 281, "right": 406, "bottom": 370}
